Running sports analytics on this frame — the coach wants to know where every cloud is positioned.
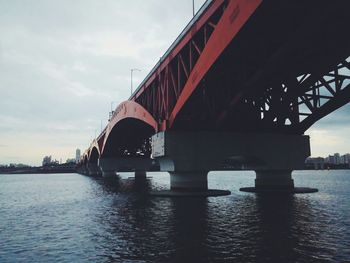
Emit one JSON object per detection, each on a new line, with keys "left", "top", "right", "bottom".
{"left": 306, "top": 121, "right": 350, "bottom": 157}
{"left": 305, "top": 98, "right": 350, "bottom": 156}
{"left": 0, "top": 0, "right": 347, "bottom": 165}
{"left": 307, "top": 129, "right": 341, "bottom": 147}
{"left": 311, "top": 104, "right": 350, "bottom": 127}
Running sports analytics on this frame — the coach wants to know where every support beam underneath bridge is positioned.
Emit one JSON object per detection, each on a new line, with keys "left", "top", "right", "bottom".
{"left": 77, "top": 164, "right": 88, "bottom": 175}
{"left": 170, "top": 171, "right": 208, "bottom": 191}
{"left": 98, "top": 157, "right": 153, "bottom": 179}
{"left": 152, "top": 131, "right": 317, "bottom": 195}
{"left": 135, "top": 170, "right": 147, "bottom": 180}
{"left": 98, "top": 159, "right": 116, "bottom": 178}
{"left": 86, "top": 163, "right": 101, "bottom": 177}
{"left": 255, "top": 170, "right": 294, "bottom": 189}
{"left": 240, "top": 170, "right": 317, "bottom": 193}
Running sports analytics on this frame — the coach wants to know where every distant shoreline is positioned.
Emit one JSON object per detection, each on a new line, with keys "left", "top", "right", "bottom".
{"left": 0, "top": 164, "right": 76, "bottom": 174}
{"left": 1, "top": 167, "right": 349, "bottom": 175}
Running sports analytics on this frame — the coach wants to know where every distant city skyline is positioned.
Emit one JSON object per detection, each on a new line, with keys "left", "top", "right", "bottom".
{"left": 0, "top": 0, "right": 349, "bottom": 166}
{"left": 310, "top": 152, "right": 350, "bottom": 158}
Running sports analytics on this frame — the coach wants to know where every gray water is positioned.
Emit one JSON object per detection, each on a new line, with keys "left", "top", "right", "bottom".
{"left": 0, "top": 170, "right": 349, "bottom": 262}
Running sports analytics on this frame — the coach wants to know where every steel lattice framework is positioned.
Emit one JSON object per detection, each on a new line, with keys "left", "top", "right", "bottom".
{"left": 241, "top": 57, "right": 350, "bottom": 134}
{"left": 129, "top": 0, "right": 350, "bottom": 134}
{"left": 133, "top": 0, "right": 227, "bottom": 127}
{"left": 80, "top": 0, "right": 350, "bottom": 164}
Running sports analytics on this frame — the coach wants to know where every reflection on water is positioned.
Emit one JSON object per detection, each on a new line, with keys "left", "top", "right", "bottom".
{"left": 0, "top": 171, "right": 349, "bottom": 262}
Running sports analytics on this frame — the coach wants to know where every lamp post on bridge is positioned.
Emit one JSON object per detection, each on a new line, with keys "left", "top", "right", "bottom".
{"left": 109, "top": 101, "right": 117, "bottom": 121}
{"left": 193, "top": 0, "right": 195, "bottom": 17}
{"left": 131, "top": 68, "right": 141, "bottom": 96}
{"left": 111, "top": 101, "right": 116, "bottom": 112}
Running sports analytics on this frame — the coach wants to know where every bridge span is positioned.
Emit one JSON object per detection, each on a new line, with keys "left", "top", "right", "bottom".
{"left": 78, "top": 0, "right": 350, "bottom": 196}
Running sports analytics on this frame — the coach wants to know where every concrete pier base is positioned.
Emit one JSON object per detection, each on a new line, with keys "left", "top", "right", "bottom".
{"left": 79, "top": 165, "right": 88, "bottom": 175}
{"left": 98, "top": 157, "right": 153, "bottom": 179}
{"left": 240, "top": 170, "right": 318, "bottom": 193}
{"left": 151, "top": 171, "right": 231, "bottom": 197}
{"left": 135, "top": 170, "right": 147, "bottom": 180}
{"left": 151, "top": 189, "right": 231, "bottom": 197}
{"left": 87, "top": 163, "right": 101, "bottom": 177}
{"left": 133, "top": 171, "right": 148, "bottom": 186}
{"left": 255, "top": 170, "right": 295, "bottom": 189}
{"left": 240, "top": 187, "right": 318, "bottom": 194}
{"left": 151, "top": 131, "right": 317, "bottom": 196}
{"left": 170, "top": 172, "right": 208, "bottom": 191}
{"left": 101, "top": 171, "right": 116, "bottom": 178}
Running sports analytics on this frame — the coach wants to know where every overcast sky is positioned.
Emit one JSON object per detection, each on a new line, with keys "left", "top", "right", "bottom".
{"left": 0, "top": 0, "right": 349, "bottom": 166}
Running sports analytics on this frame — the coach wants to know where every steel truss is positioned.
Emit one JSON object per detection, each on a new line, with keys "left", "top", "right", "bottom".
{"left": 134, "top": 0, "right": 227, "bottom": 125}
{"left": 247, "top": 56, "right": 350, "bottom": 134}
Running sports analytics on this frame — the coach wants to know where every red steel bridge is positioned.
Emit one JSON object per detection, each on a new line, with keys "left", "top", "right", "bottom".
{"left": 79, "top": 0, "right": 350, "bottom": 195}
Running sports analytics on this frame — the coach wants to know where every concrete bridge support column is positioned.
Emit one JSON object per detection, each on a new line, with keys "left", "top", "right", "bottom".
{"left": 133, "top": 170, "right": 149, "bottom": 190}
{"left": 81, "top": 164, "right": 88, "bottom": 175}
{"left": 98, "top": 159, "right": 116, "bottom": 178}
{"left": 134, "top": 170, "right": 148, "bottom": 186}
{"left": 151, "top": 132, "right": 231, "bottom": 197}
{"left": 98, "top": 158, "right": 153, "bottom": 180}
{"left": 87, "top": 163, "right": 101, "bottom": 177}
{"left": 240, "top": 169, "right": 317, "bottom": 193}
{"left": 169, "top": 171, "right": 208, "bottom": 191}
{"left": 101, "top": 170, "right": 116, "bottom": 178}
{"left": 135, "top": 170, "right": 147, "bottom": 180}
{"left": 152, "top": 131, "right": 318, "bottom": 196}
{"left": 255, "top": 170, "right": 294, "bottom": 189}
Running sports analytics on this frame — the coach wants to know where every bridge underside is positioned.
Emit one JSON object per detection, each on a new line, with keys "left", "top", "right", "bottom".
{"left": 102, "top": 118, "right": 154, "bottom": 158}
{"left": 81, "top": 1, "right": 350, "bottom": 195}
{"left": 173, "top": 0, "right": 350, "bottom": 134}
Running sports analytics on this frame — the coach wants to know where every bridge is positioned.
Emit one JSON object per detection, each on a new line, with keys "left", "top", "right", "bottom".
{"left": 78, "top": 0, "right": 350, "bottom": 196}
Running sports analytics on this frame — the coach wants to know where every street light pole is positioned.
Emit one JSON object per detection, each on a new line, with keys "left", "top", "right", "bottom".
{"left": 131, "top": 68, "right": 141, "bottom": 95}
{"left": 193, "top": 0, "right": 195, "bottom": 17}
{"left": 109, "top": 101, "right": 116, "bottom": 121}
{"left": 111, "top": 101, "right": 115, "bottom": 112}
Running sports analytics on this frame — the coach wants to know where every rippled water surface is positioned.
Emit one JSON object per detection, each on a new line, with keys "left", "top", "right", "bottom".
{"left": 0, "top": 170, "right": 350, "bottom": 262}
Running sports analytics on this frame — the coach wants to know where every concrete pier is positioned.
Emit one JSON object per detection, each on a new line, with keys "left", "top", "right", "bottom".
{"left": 86, "top": 163, "right": 101, "bottom": 177}
{"left": 170, "top": 171, "right": 208, "bottom": 191}
{"left": 255, "top": 170, "right": 294, "bottom": 189}
{"left": 98, "top": 157, "right": 153, "bottom": 179}
{"left": 151, "top": 131, "right": 318, "bottom": 196}
{"left": 101, "top": 170, "right": 116, "bottom": 178}
{"left": 240, "top": 170, "right": 318, "bottom": 193}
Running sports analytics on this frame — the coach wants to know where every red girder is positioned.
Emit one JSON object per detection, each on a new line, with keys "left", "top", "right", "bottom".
{"left": 132, "top": 0, "right": 226, "bottom": 127}
{"left": 132, "top": 0, "right": 262, "bottom": 130}
{"left": 132, "top": 0, "right": 225, "bottom": 100}
{"left": 170, "top": 0, "right": 262, "bottom": 127}
{"left": 101, "top": 100, "right": 158, "bottom": 156}
{"left": 83, "top": 1, "right": 350, "bottom": 160}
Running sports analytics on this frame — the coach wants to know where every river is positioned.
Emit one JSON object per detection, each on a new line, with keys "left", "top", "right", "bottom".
{"left": 0, "top": 170, "right": 349, "bottom": 262}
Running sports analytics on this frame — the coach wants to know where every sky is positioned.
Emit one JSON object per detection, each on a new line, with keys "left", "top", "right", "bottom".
{"left": 0, "top": 0, "right": 349, "bottom": 166}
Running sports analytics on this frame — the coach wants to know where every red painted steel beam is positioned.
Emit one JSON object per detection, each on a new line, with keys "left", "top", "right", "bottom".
{"left": 87, "top": 139, "right": 101, "bottom": 162}
{"left": 131, "top": 0, "right": 225, "bottom": 101}
{"left": 169, "top": 0, "right": 263, "bottom": 128}
{"left": 97, "top": 134, "right": 105, "bottom": 152}
{"left": 101, "top": 101, "right": 158, "bottom": 155}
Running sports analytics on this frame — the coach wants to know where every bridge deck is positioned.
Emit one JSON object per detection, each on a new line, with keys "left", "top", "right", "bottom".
{"left": 84, "top": 0, "right": 350, "bottom": 165}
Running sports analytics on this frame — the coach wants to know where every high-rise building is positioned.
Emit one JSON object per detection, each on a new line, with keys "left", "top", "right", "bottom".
{"left": 341, "top": 153, "right": 350, "bottom": 164}
{"left": 325, "top": 155, "right": 336, "bottom": 164}
{"left": 75, "top": 149, "right": 81, "bottom": 163}
{"left": 334, "top": 153, "right": 341, "bottom": 164}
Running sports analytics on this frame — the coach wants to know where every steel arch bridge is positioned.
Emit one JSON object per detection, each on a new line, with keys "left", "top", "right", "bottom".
{"left": 79, "top": 0, "right": 350, "bottom": 192}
